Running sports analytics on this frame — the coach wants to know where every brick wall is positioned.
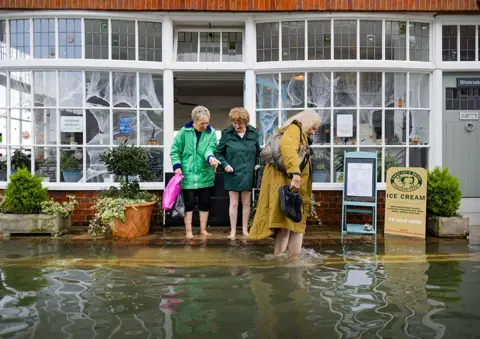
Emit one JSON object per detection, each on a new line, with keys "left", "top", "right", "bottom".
{"left": 0, "top": 0, "right": 478, "bottom": 12}
{"left": 43, "top": 190, "right": 385, "bottom": 228}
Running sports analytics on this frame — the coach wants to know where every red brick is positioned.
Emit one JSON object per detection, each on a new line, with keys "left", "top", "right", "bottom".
{"left": 0, "top": 0, "right": 478, "bottom": 11}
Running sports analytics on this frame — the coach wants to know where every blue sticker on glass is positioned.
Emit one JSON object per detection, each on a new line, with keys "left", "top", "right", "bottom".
{"left": 119, "top": 117, "right": 133, "bottom": 134}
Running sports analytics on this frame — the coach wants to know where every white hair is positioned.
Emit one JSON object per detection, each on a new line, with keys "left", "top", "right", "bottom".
{"left": 282, "top": 110, "right": 321, "bottom": 133}
{"left": 191, "top": 106, "right": 211, "bottom": 121}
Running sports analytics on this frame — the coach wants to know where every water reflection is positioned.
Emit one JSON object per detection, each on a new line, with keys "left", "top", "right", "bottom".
{"left": 0, "top": 241, "right": 479, "bottom": 338}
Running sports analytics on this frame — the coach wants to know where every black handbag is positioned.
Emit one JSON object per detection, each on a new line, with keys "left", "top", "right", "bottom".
{"left": 278, "top": 185, "right": 303, "bottom": 223}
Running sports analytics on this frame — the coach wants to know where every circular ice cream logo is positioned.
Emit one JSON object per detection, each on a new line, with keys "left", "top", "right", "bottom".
{"left": 391, "top": 170, "right": 422, "bottom": 192}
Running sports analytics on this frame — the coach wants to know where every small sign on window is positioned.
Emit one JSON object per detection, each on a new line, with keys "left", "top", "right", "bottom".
{"left": 456, "top": 78, "right": 480, "bottom": 88}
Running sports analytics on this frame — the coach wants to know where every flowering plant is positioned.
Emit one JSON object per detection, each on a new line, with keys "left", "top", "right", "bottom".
{"left": 41, "top": 195, "right": 78, "bottom": 218}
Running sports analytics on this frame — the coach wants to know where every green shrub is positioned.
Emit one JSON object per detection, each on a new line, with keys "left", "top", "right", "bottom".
{"left": 427, "top": 167, "right": 462, "bottom": 218}
{"left": 4, "top": 168, "right": 48, "bottom": 214}
{"left": 101, "top": 146, "right": 152, "bottom": 183}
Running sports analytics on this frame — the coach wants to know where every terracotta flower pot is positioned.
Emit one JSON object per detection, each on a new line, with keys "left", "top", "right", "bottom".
{"left": 112, "top": 201, "right": 157, "bottom": 238}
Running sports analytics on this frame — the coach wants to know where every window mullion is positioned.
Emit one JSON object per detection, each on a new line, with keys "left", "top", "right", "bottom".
{"left": 330, "top": 20, "right": 334, "bottom": 60}
{"left": 304, "top": 19, "right": 308, "bottom": 61}
{"left": 109, "top": 71, "right": 113, "bottom": 146}
{"left": 136, "top": 72, "right": 140, "bottom": 146}
{"left": 279, "top": 21, "right": 283, "bottom": 62}
{"left": 81, "top": 18, "right": 85, "bottom": 59}
{"left": 356, "top": 72, "right": 360, "bottom": 150}
{"left": 29, "top": 18, "right": 33, "bottom": 59}
{"left": 108, "top": 18, "right": 112, "bottom": 60}
{"left": 382, "top": 20, "right": 385, "bottom": 61}
{"left": 219, "top": 30, "right": 223, "bottom": 62}
{"left": 135, "top": 20, "right": 139, "bottom": 61}
{"left": 56, "top": 71, "right": 60, "bottom": 182}
{"left": 406, "top": 72, "right": 410, "bottom": 167}
{"left": 55, "top": 18, "right": 59, "bottom": 59}
{"left": 406, "top": 21, "right": 410, "bottom": 61}
{"left": 330, "top": 71, "right": 334, "bottom": 183}
{"left": 197, "top": 31, "right": 201, "bottom": 62}
{"left": 6, "top": 19, "right": 10, "bottom": 60}
{"left": 356, "top": 19, "right": 360, "bottom": 61}
{"left": 457, "top": 24, "right": 461, "bottom": 62}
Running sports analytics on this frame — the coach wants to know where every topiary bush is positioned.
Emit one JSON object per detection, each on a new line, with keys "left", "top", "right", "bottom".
{"left": 427, "top": 167, "right": 462, "bottom": 218}
{"left": 3, "top": 168, "right": 48, "bottom": 214}
{"left": 101, "top": 145, "right": 152, "bottom": 183}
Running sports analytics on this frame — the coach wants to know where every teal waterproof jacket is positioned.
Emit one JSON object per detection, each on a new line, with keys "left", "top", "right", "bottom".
{"left": 215, "top": 124, "right": 260, "bottom": 191}
{"left": 170, "top": 121, "right": 218, "bottom": 190}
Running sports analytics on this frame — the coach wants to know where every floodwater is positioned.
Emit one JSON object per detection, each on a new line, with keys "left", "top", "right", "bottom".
{"left": 0, "top": 238, "right": 479, "bottom": 338}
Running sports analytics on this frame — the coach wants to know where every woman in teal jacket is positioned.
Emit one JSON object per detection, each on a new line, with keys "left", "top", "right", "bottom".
{"left": 170, "top": 106, "right": 220, "bottom": 239}
{"left": 215, "top": 107, "right": 260, "bottom": 239}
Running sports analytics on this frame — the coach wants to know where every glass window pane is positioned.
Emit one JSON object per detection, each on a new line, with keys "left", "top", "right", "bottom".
{"left": 140, "top": 110, "right": 163, "bottom": 145}
{"left": 281, "top": 73, "right": 305, "bottom": 109}
{"left": 256, "top": 110, "right": 279, "bottom": 146}
{"left": 34, "top": 108, "right": 57, "bottom": 145}
{"left": 34, "top": 71, "right": 57, "bottom": 107}
{"left": 199, "top": 32, "right": 221, "bottom": 62}
{"left": 60, "top": 109, "right": 83, "bottom": 146}
{"left": 360, "top": 20, "right": 382, "bottom": 60}
{"left": 10, "top": 148, "right": 32, "bottom": 173}
{"left": 307, "top": 20, "right": 331, "bottom": 60}
{"left": 111, "top": 20, "right": 136, "bottom": 61}
{"left": 409, "top": 22, "right": 429, "bottom": 62}
{"left": 359, "top": 72, "right": 382, "bottom": 107}
{"left": 0, "top": 147, "right": 6, "bottom": 181}
{"left": 0, "top": 71, "right": 6, "bottom": 106}
{"left": 59, "top": 19, "right": 81, "bottom": 59}
{"left": 385, "top": 21, "right": 406, "bottom": 61}
{"left": 139, "top": 73, "right": 163, "bottom": 109}
{"left": 33, "top": 19, "right": 55, "bottom": 59}
{"left": 256, "top": 22, "right": 279, "bottom": 62}
{"left": 10, "top": 19, "right": 31, "bottom": 60}
{"left": 113, "top": 109, "right": 136, "bottom": 145}
{"left": 256, "top": 74, "right": 279, "bottom": 109}
{"left": 85, "top": 147, "right": 109, "bottom": 183}
{"left": 409, "top": 73, "right": 429, "bottom": 108}
{"left": 442, "top": 25, "right": 457, "bottom": 61}
{"left": 112, "top": 72, "right": 137, "bottom": 108}
{"left": 281, "top": 109, "right": 303, "bottom": 124}
{"left": 86, "top": 109, "right": 110, "bottom": 144}
{"left": 59, "top": 72, "right": 83, "bottom": 107}
{"left": 334, "top": 72, "right": 356, "bottom": 107}
{"left": 143, "top": 147, "right": 163, "bottom": 182}
{"left": 307, "top": 72, "right": 331, "bottom": 108}
{"left": 384, "top": 148, "right": 406, "bottom": 181}
{"left": 177, "top": 31, "right": 198, "bottom": 62}
{"left": 86, "top": 71, "right": 110, "bottom": 108}
{"left": 9, "top": 71, "right": 32, "bottom": 108}
{"left": 281, "top": 21, "right": 305, "bottom": 61}
{"left": 312, "top": 110, "right": 331, "bottom": 145}
{"left": 409, "top": 148, "right": 428, "bottom": 169}
{"left": 333, "top": 20, "right": 356, "bottom": 60}
{"left": 222, "top": 32, "right": 243, "bottom": 62}
{"left": 459, "top": 25, "right": 475, "bottom": 61}
{"left": 385, "top": 73, "right": 407, "bottom": 108}
{"left": 85, "top": 19, "right": 109, "bottom": 59}
{"left": 359, "top": 109, "right": 382, "bottom": 145}
{"left": 0, "top": 21, "right": 6, "bottom": 59}
{"left": 0, "top": 113, "right": 6, "bottom": 147}
{"left": 60, "top": 148, "right": 83, "bottom": 182}
{"left": 409, "top": 110, "right": 429, "bottom": 145}
{"left": 311, "top": 148, "right": 331, "bottom": 183}
{"left": 333, "top": 110, "right": 356, "bottom": 145}
{"left": 34, "top": 146, "right": 57, "bottom": 182}
{"left": 385, "top": 110, "right": 407, "bottom": 145}
{"left": 138, "top": 21, "right": 162, "bottom": 62}
{"left": 333, "top": 147, "right": 356, "bottom": 182}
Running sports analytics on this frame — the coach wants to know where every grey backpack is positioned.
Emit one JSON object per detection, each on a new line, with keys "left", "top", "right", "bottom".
{"left": 259, "top": 123, "right": 310, "bottom": 175}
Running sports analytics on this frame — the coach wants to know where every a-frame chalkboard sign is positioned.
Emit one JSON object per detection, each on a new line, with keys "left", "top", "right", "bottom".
{"left": 341, "top": 151, "right": 378, "bottom": 238}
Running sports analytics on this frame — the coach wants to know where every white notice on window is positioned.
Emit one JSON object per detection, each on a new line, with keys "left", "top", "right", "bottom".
{"left": 61, "top": 116, "right": 83, "bottom": 133}
{"left": 337, "top": 114, "right": 353, "bottom": 137}
{"left": 347, "top": 162, "right": 373, "bottom": 197}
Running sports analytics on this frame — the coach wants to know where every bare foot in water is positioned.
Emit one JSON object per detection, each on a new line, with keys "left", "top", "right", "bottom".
{"left": 227, "top": 233, "right": 236, "bottom": 240}
{"left": 200, "top": 231, "right": 211, "bottom": 236}
{"left": 242, "top": 228, "right": 249, "bottom": 237}
{"left": 185, "top": 232, "right": 194, "bottom": 239}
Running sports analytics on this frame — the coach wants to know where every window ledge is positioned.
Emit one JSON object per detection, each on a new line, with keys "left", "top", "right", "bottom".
{"left": 0, "top": 182, "right": 165, "bottom": 191}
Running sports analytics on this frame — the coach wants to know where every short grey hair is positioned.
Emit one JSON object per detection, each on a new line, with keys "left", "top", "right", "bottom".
{"left": 191, "top": 106, "right": 211, "bottom": 121}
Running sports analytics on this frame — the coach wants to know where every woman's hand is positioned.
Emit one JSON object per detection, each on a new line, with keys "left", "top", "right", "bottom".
{"left": 175, "top": 168, "right": 182, "bottom": 174}
{"left": 225, "top": 165, "right": 234, "bottom": 173}
{"left": 290, "top": 174, "right": 301, "bottom": 192}
{"left": 209, "top": 157, "right": 220, "bottom": 167}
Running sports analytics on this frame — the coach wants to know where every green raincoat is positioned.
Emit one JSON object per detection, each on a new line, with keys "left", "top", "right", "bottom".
{"left": 170, "top": 121, "right": 218, "bottom": 190}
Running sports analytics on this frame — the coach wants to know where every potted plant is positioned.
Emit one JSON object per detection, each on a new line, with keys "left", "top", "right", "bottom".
{"left": 88, "top": 145, "right": 158, "bottom": 238}
{"left": 11, "top": 150, "right": 30, "bottom": 174}
{"left": 0, "top": 168, "right": 76, "bottom": 237}
{"left": 426, "top": 167, "right": 468, "bottom": 237}
{"left": 61, "top": 152, "right": 82, "bottom": 182}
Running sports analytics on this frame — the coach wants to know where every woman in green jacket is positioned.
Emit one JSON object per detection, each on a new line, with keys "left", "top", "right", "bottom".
{"left": 215, "top": 107, "right": 260, "bottom": 239}
{"left": 170, "top": 106, "right": 220, "bottom": 239}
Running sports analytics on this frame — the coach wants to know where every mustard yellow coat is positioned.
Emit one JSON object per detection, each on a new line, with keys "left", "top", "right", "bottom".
{"left": 248, "top": 122, "right": 312, "bottom": 240}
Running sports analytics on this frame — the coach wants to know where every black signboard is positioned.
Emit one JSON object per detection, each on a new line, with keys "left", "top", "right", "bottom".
{"left": 456, "top": 78, "right": 480, "bottom": 88}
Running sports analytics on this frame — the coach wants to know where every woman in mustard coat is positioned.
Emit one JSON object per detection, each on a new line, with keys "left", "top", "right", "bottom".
{"left": 248, "top": 110, "right": 321, "bottom": 258}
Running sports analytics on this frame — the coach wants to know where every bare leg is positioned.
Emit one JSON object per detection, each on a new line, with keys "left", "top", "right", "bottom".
{"left": 199, "top": 211, "right": 210, "bottom": 236}
{"left": 240, "top": 191, "right": 251, "bottom": 237}
{"left": 184, "top": 211, "right": 194, "bottom": 239}
{"left": 228, "top": 191, "right": 240, "bottom": 239}
{"left": 274, "top": 228, "right": 290, "bottom": 256}
{"left": 287, "top": 232, "right": 303, "bottom": 258}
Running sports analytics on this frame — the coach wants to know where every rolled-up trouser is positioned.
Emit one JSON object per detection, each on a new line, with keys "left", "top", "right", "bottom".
{"left": 182, "top": 187, "right": 213, "bottom": 212}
